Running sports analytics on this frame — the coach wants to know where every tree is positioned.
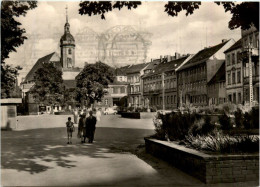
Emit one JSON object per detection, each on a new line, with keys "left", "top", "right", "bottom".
{"left": 1, "top": 1, "right": 37, "bottom": 98}
{"left": 75, "top": 61, "right": 114, "bottom": 107}
{"left": 78, "top": 1, "right": 259, "bottom": 31}
{"left": 30, "top": 63, "right": 63, "bottom": 109}
{"left": 1, "top": 65, "right": 22, "bottom": 98}
{"left": 1, "top": 1, "right": 37, "bottom": 64}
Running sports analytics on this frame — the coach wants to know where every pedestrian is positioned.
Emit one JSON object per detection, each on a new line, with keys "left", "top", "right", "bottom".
{"left": 78, "top": 114, "right": 86, "bottom": 143}
{"left": 86, "top": 111, "right": 97, "bottom": 143}
{"left": 96, "top": 108, "right": 102, "bottom": 122}
{"left": 73, "top": 109, "right": 78, "bottom": 124}
{"left": 66, "top": 117, "right": 74, "bottom": 144}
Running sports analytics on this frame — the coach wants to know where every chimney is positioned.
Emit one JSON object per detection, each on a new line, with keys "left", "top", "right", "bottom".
{"left": 167, "top": 55, "right": 171, "bottom": 62}
{"left": 222, "top": 39, "right": 228, "bottom": 43}
{"left": 151, "top": 58, "right": 153, "bottom": 62}
{"left": 175, "top": 52, "right": 180, "bottom": 59}
{"left": 160, "top": 55, "right": 162, "bottom": 62}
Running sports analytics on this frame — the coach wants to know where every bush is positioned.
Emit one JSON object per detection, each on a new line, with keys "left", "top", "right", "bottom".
{"left": 152, "top": 112, "right": 166, "bottom": 140}
{"left": 190, "top": 115, "right": 215, "bottom": 136}
{"left": 243, "top": 112, "right": 252, "bottom": 129}
{"left": 159, "top": 112, "right": 200, "bottom": 141}
{"left": 251, "top": 107, "right": 259, "bottom": 129}
{"left": 218, "top": 112, "right": 232, "bottom": 130}
{"left": 184, "top": 134, "right": 259, "bottom": 153}
{"left": 234, "top": 108, "right": 244, "bottom": 128}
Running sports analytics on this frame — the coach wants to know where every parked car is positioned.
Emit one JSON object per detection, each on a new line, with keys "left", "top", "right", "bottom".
{"left": 104, "top": 107, "right": 117, "bottom": 115}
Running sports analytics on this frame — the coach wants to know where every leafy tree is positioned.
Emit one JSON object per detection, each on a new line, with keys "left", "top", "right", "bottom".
{"left": 78, "top": 1, "right": 259, "bottom": 31}
{"left": 1, "top": 65, "right": 22, "bottom": 98}
{"left": 30, "top": 63, "right": 63, "bottom": 109}
{"left": 75, "top": 61, "right": 114, "bottom": 107}
{"left": 1, "top": 1, "right": 37, "bottom": 98}
{"left": 1, "top": 1, "right": 37, "bottom": 64}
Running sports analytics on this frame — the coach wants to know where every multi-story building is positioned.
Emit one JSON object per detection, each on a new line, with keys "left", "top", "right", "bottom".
{"left": 176, "top": 39, "right": 235, "bottom": 107}
{"left": 224, "top": 39, "right": 243, "bottom": 104}
{"left": 143, "top": 56, "right": 189, "bottom": 110}
{"left": 207, "top": 62, "right": 226, "bottom": 105}
{"left": 240, "top": 26, "right": 259, "bottom": 105}
{"left": 126, "top": 63, "right": 148, "bottom": 107}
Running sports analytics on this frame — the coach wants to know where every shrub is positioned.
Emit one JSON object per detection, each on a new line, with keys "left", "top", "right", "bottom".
{"left": 243, "top": 112, "right": 253, "bottom": 129}
{"left": 152, "top": 112, "right": 166, "bottom": 140}
{"left": 251, "top": 107, "right": 259, "bottom": 129}
{"left": 234, "top": 108, "right": 244, "bottom": 128}
{"left": 218, "top": 112, "right": 232, "bottom": 130}
{"left": 190, "top": 115, "right": 215, "bottom": 136}
{"left": 184, "top": 134, "right": 259, "bottom": 153}
{"left": 160, "top": 112, "right": 200, "bottom": 141}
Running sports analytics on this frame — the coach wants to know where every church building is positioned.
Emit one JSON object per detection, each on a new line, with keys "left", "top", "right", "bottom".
{"left": 20, "top": 7, "right": 81, "bottom": 114}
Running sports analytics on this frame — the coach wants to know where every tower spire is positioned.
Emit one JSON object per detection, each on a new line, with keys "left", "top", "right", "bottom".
{"left": 65, "top": 5, "right": 68, "bottom": 23}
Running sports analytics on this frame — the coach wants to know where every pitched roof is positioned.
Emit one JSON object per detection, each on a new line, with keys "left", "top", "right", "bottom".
{"left": 178, "top": 40, "right": 229, "bottom": 71}
{"left": 125, "top": 63, "right": 148, "bottom": 74}
{"left": 224, "top": 39, "right": 242, "bottom": 53}
{"left": 143, "top": 56, "right": 188, "bottom": 78}
{"left": 208, "top": 61, "right": 225, "bottom": 84}
{"left": 114, "top": 65, "right": 130, "bottom": 76}
{"left": 23, "top": 52, "right": 61, "bottom": 83}
{"left": 144, "top": 59, "right": 161, "bottom": 71}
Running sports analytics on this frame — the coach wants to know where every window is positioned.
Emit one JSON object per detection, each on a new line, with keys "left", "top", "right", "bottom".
{"left": 227, "top": 54, "right": 230, "bottom": 66}
{"left": 174, "top": 95, "right": 176, "bottom": 104}
{"left": 105, "top": 99, "right": 108, "bottom": 105}
{"left": 171, "top": 96, "right": 173, "bottom": 104}
{"left": 228, "top": 73, "right": 231, "bottom": 85}
{"left": 232, "top": 53, "right": 235, "bottom": 64}
{"left": 232, "top": 72, "right": 236, "bottom": 84}
{"left": 238, "top": 92, "right": 241, "bottom": 104}
{"left": 111, "top": 87, "right": 114, "bottom": 93}
{"left": 237, "top": 70, "right": 241, "bottom": 83}
{"left": 68, "top": 48, "right": 72, "bottom": 54}
{"left": 233, "top": 93, "right": 236, "bottom": 104}
{"left": 120, "top": 87, "right": 125, "bottom": 93}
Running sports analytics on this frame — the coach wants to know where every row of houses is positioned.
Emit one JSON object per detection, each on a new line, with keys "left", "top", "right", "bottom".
{"left": 101, "top": 27, "right": 259, "bottom": 110}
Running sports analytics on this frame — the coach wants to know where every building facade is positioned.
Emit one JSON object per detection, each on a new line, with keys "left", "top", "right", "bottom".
{"left": 176, "top": 39, "right": 235, "bottom": 107}
{"left": 207, "top": 62, "right": 226, "bottom": 105}
{"left": 126, "top": 63, "right": 148, "bottom": 108}
{"left": 224, "top": 39, "right": 243, "bottom": 104}
{"left": 143, "top": 56, "right": 189, "bottom": 110}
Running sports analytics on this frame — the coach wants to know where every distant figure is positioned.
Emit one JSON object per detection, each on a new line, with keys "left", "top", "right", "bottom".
{"left": 96, "top": 108, "right": 102, "bottom": 122}
{"left": 86, "top": 111, "right": 97, "bottom": 143}
{"left": 66, "top": 117, "right": 74, "bottom": 144}
{"left": 73, "top": 109, "right": 78, "bottom": 124}
{"left": 78, "top": 114, "right": 86, "bottom": 143}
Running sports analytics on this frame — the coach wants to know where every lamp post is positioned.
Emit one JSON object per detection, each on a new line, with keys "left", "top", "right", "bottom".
{"left": 162, "top": 72, "right": 165, "bottom": 111}
{"left": 245, "top": 43, "right": 254, "bottom": 107}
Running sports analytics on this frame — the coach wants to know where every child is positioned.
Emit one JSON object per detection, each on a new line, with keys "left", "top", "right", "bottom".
{"left": 66, "top": 117, "right": 74, "bottom": 144}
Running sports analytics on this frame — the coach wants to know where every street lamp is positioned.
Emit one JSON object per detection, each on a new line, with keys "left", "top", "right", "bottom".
{"left": 244, "top": 42, "right": 254, "bottom": 107}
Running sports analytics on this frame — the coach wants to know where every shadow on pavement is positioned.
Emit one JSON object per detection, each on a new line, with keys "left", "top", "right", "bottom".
{"left": 1, "top": 127, "right": 154, "bottom": 174}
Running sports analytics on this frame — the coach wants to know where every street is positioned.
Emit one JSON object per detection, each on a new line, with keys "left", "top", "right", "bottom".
{"left": 1, "top": 115, "right": 258, "bottom": 186}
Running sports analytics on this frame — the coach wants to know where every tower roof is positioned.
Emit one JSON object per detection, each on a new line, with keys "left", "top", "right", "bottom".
{"left": 60, "top": 5, "right": 75, "bottom": 44}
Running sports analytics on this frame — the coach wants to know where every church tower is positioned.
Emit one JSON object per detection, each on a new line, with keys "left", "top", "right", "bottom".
{"left": 60, "top": 6, "right": 75, "bottom": 69}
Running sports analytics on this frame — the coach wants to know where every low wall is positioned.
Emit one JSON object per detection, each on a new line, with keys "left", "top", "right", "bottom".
{"left": 121, "top": 112, "right": 140, "bottom": 119}
{"left": 121, "top": 112, "right": 156, "bottom": 119}
{"left": 145, "top": 138, "right": 259, "bottom": 184}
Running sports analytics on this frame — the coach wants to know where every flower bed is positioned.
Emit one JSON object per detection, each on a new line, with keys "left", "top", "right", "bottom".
{"left": 145, "top": 138, "right": 259, "bottom": 184}
{"left": 147, "top": 109, "right": 259, "bottom": 183}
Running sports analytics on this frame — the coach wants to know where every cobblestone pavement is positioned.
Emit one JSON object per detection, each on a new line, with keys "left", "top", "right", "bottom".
{"left": 1, "top": 114, "right": 258, "bottom": 186}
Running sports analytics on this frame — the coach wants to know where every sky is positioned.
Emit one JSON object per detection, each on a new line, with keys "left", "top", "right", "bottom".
{"left": 6, "top": 1, "right": 241, "bottom": 75}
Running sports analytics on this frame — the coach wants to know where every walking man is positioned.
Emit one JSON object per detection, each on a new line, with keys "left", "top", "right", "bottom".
{"left": 86, "top": 111, "right": 97, "bottom": 143}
